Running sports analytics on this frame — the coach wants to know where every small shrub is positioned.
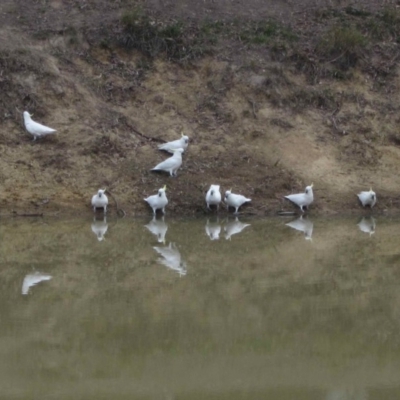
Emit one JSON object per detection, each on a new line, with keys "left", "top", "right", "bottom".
{"left": 366, "top": 7, "right": 400, "bottom": 41}
{"left": 200, "top": 20, "right": 225, "bottom": 44}
{"left": 316, "top": 26, "right": 366, "bottom": 69}
{"left": 344, "top": 7, "right": 370, "bottom": 18}
{"left": 284, "top": 88, "right": 337, "bottom": 112}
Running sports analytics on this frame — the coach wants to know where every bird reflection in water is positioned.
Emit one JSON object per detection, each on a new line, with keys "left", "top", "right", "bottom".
{"left": 224, "top": 217, "right": 251, "bottom": 240}
{"left": 91, "top": 216, "right": 108, "bottom": 241}
{"left": 205, "top": 218, "right": 221, "bottom": 240}
{"left": 286, "top": 216, "right": 314, "bottom": 240}
{"left": 144, "top": 216, "right": 168, "bottom": 243}
{"left": 153, "top": 243, "right": 187, "bottom": 276}
{"left": 357, "top": 216, "right": 376, "bottom": 237}
{"left": 22, "top": 271, "right": 52, "bottom": 295}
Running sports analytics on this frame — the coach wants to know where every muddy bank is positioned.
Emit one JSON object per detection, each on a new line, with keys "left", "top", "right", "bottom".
{"left": 0, "top": 1, "right": 399, "bottom": 217}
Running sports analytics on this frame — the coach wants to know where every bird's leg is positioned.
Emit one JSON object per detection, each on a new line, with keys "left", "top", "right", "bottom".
{"left": 153, "top": 208, "right": 156, "bottom": 215}
{"left": 162, "top": 208, "right": 166, "bottom": 214}
{"left": 104, "top": 206, "right": 107, "bottom": 214}
{"left": 234, "top": 207, "right": 239, "bottom": 214}
{"left": 207, "top": 203, "right": 211, "bottom": 210}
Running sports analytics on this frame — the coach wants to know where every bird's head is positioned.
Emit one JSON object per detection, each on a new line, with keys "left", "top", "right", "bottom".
{"left": 23, "top": 111, "right": 33, "bottom": 120}
{"left": 305, "top": 183, "right": 313, "bottom": 194}
{"left": 181, "top": 132, "right": 189, "bottom": 144}
{"left": 98, "top": 189, "right": 106, "bottom": 197}
{"left": 158, "top": 185, "right": 167, "bottom": 197}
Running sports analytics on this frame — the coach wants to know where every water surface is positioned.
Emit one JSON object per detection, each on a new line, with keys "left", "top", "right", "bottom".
{"left": 0, "top": 215, "right": 399, "bottom": 399}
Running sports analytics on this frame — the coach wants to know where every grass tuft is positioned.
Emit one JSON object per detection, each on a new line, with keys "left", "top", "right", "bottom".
{"left": 366, "top": 7, "right": 400, "bottom": 41}
{"left": 316, "top": 26, "right": 366, "bottom": 69}
{"left": 238, "top": 20, "right": 297, "bottom": 44}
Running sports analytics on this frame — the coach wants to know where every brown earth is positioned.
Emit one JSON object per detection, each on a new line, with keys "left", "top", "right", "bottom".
{"left": 0, "top": 0, "right": 399, "bottom": 217}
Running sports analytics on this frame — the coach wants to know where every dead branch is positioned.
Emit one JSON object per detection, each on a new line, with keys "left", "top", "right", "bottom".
{"left": 106, "top": 190, "right": 126, "bottom": 217}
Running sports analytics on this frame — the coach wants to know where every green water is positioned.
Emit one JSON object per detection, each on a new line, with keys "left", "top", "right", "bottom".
{"left": 0, "top": 215, "right": 399, "bottom": 399}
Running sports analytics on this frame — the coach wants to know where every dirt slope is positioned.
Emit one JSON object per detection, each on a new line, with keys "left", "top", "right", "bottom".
{"left": 0, "top": 0, "right": 399, "bottom": 216}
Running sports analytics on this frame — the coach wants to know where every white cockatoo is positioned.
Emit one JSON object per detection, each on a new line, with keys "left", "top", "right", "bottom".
{"left": 144, "top": 216, "right": 168, "bottom": 243}
{"left": 91, "top": 217, "right": 108, "bottom": 241}
{"left": 284, "top": 184, "right": 314, "bottom": 212}
{"left": 158, "top": 133, "right": 189, "bottom": 153}
{"left": 91, "top": 189, "right": 108, "bottom": 213}
{"left": 224, "top": 189, "right": 251, "bottom": 214}
{"left": 206, "top": 184, "right": 222, "bottom": 211}
{"left": 153, "top": 243, "right": 187, "bottom": 276}
{"left": 286, "top": 216, "right": 313, "bottom": 240}
{"left": 23, "top": 111, "right": 57, "bottom": 141}
{"left": 151, "top": 148, "right": 184, "bottom": 177}
{"left": 144, "top": 186, "right": 168, "bottom": 215}
{"left": 357, "top": 188, "right": 377, "bottom": 208}
{"left": 224, "top": 217, "right": 251, "bottom": 240}
{"left": 22, "top": 272, "right": 52, "bottom": 295}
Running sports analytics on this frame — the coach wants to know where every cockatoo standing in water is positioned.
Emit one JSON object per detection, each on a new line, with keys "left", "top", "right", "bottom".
{"left": 206, "top": 185, "right": 222, "bottom": 211}
{"left": 224, "top": 189, "right": 251, "bottom": 214}
{"left": 91, "top": 189, "right": 108, "bottom": 213}
{"left": 284, "top": 184, "right": 314, "bottom": 212}
{"left": 144, "top": 186, "right": 168, "bottom": 215}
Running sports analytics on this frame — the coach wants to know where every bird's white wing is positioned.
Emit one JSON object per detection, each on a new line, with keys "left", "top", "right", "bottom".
{"left": 29, "top": 120, "right": 56, "bottom": 134}
{"left": 285, "top": 193, "right": 305, "bottom": 204}
{"left": 232, "top": 193, "right": 251, "bottom": 205}
{"left": 144, "top": 194, "right": 157, "bottom": 206}
{"left": 158, "top": 139, "right": 181, "bottom": 151}
{"left": 152, "top": 155, "right": 181, "bottom": 171}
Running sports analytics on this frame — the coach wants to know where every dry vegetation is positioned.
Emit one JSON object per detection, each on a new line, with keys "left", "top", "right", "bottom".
{"left": 0, "top": 0, "right": 400, "bottom": 216}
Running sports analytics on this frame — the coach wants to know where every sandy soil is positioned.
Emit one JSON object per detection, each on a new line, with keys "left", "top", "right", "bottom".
{"left": 0, "top": 0, "right": 399, "bottom": 217}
